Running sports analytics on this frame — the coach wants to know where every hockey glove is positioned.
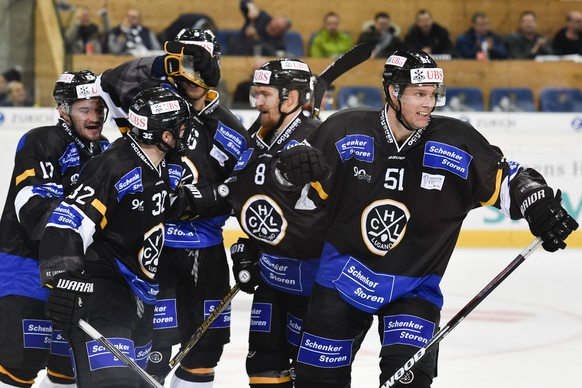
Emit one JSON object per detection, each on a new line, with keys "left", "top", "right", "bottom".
{"left": 169, "top": 183, "right": 230, "bottom": 221}
{"left": 522, "top": 188, "right": 579, "bottom": 252}
{"left": 45, "top": 271, "right": 93, "bottom": 340}
{"left": 164, "top": 41, "right": 220, "bottom": 88}
{"left": 230, "top": 238, "right": 260, "bottom": 294}
{"left": 274, "top": 145, "right": 331, "bottom": 186}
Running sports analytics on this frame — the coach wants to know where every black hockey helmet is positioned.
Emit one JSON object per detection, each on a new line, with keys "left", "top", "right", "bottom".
{"left": 53, "top": 70, "right": 100, "bottom": 107}
{"left": 128, "top": 87, "right": 192, "bottom": 152}
{"left": 251, "top": 58, "right": 313, "bottom": 105}
{"left": 382, "top": 50, "right": 446, "bottom": 106}
{"left": 164, "top": 28, "right": 221, "bottom": 89}
{"left": 174, "top": 28, "right": 221, "bottom": 63}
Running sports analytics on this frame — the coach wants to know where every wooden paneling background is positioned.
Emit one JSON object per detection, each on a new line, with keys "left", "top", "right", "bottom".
{"left": 35, "top": 0, "right": 582, "bottom": 107}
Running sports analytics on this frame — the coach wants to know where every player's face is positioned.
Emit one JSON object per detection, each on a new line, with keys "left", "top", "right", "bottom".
{"left": 398, "top": 85, "right": 437, "bottom": 129}
{"left": 177, "top": 80, "right": 208, "bottom": 103}
{"left": 69, "top": 98, "right": 105, "bottom": 142}
{"left": 253, "top": 86, "right": 282, "bottom": 129}
{"left": 165, "top": 123, "right": 187, "bottom": 151}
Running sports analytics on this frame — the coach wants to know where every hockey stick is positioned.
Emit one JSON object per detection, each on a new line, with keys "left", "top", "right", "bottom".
{"left": 381, "top": 236, "right": 543, "bottom": 388}
{"left": 154, "top": 284, "right": 241, "bottom": 382}
{"left": 311, "top": 42, "right": 374, "bottom": 119}
{"left": 77, "top": 319, "right": 163, "bottom": 388}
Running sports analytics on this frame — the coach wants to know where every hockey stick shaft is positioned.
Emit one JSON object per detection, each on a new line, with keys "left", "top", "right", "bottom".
{"left": 77, "top": 319, "right": 163, "bottom": 388}
{"left": 311, "top": 42, "right": 374, "bottom": 119}
{"left": 156, "top": 284, "right": 241, "bottom": 382}
{"left": 381, "top": 236, "right": 543, "bottom": 388}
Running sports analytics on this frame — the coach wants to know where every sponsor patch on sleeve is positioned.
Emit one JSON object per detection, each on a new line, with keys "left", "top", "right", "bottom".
{"left": 423, "top": 141, "right": 472, "bottom": 179}
{"left": 167, "top": 163, "right": 183, "bottom": 191}
{"left": 234, "top": 148, "right": 254, "bottom": 171}
{"left": 58, "top": 143, "right": 81, "bottom": 174}
{"left": 46, "top": 202, "right": 86, "bottom": 231}
{"left": 335, "top": 135, "right": 374, "bottom": 163}
{"left": 214, "top": 121, "right": 246, "bottom": 159}
{"left": 114, "top": 167, "right": 144, "bottom": 201}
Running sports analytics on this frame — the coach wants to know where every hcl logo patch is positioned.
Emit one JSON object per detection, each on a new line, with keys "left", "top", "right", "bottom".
{"left": 241, "top": 195, "right": 288, "bottom": 245}
{"left": 139, "top": 223, "right": 165, "bottom": 279}
{"left": 361, "top": 199, "right": 410, "bottom": 256}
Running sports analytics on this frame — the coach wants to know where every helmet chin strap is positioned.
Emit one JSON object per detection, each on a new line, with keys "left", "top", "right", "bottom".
{"left": 273, "top": 99, "right": 301, "bottom": 132}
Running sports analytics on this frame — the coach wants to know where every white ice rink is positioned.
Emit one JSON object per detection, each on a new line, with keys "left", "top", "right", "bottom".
{"left": 31, "top": 246, "right": 582, "bottom": 388}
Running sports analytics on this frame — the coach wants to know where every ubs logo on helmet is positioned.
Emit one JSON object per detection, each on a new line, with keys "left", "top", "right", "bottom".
{"left": 241, "top": 195, "right": 288, "bottom": 245}
{"left": 139, "top": 224, "right": 165, "bottom": 279}
{"left": 361, "top": 199, "right": 409, "bottom": 256}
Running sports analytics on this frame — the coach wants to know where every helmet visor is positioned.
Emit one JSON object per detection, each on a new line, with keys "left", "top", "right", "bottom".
{"left": 395, "top": 84, "right": 447, "bottom": 107}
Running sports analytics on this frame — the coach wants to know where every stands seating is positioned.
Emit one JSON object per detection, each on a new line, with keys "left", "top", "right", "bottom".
{"left": 443, "top": 87, "right": 484, "bottom": 112}
{"left": 539, "top": 88, "right": 582, "bottom": 112}
{"left": 284, "top": 31, "right": 305, "bottom": 57}
{"left": 337, "top": 86, "right": 384, "bottom": 109}
{"left": 490, "top": 87, "right": 535, "bottom": 112}
{"left": 215, "top": 29, "right": 239, "bottom": 55}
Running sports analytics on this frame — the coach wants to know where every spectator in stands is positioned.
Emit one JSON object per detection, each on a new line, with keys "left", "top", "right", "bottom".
{"left": 0, "top": 75, "right": 7, "bottom": 106}
{"left": 551, "top": 10, "right": 582, "bottom": 55}
{"left": 455, "top": 11, "right": 507, "bottom": 59}
{"left": 64, "top": 3, "right": 110, "bottom": 54}
{"left": 0, "top": 68, "right": 23, "bottom": 106}
{"left": 159, "top": 13, "right": 217, "bottom": 43}
{"left": 309, "top": 12, "right": 353, "bottom": 58}
{"left": 357, "top": 12, "right": 402, "bottom": 58}
{"left": 229, "top": 0, "right": 292, "bottom": 56}
{"left": 106, "top": 8, "right": 162, "bottom": 55}
{"left": 0, "top": 72, "right": 15, "bottom": 106}
{"left": 1, "top": 81, "right": 34, "bottom": 107}
{"left": 404, "top": 9, "right": 453, "bottom": 56}
{"left": 505, "top": 10, "right": 552, "bottom": 59}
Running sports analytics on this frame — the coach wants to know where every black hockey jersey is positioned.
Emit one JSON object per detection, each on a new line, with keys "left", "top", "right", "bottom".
{"left": 164, "top": 91, "right": 248, "bottom": 249}
{"left": 306, "top": 108, "right": 546, "bottom": 313}
{"left": 227, "top": 112, "right": 326, "bottom": 296}
{"left": 96, "top": 56, "right": 249, "bottom": 248}
{"left": 0, "top": 119, "right": 109, "bottom": 300}
{"left": 39, "top": 135, "right": 171, "bottom": 304}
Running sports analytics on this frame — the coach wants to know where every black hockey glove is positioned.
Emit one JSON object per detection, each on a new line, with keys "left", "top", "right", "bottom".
{"left": 45, "top": 271, "right": 93, "bottom": 340}
{"left": 522, "top": 188, "right": 579, "bottom": 252}
{"left": 230, "top": 238, "right": 261, "bottom": 294}
{"left": 168, "top": 183, "right": 230, "bottom": 221}
{"left": 164, "top": 41, "right": 220, "bottom": 88}
{"left": 274, "top": 145, "right": 331, "bottom": 186}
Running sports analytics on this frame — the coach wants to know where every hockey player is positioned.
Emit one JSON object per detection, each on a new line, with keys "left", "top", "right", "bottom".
{"left": 282, "top": 50, "right": 579, "bottom": 387}
{"left": 147, "top": 29, "right": 248, "bottom": 388}
{"left": 39, "top": 86, "right": 192, "bottom": 387}
{"left": 0, "top": 70, "right": 108, "bottom": 388}
{"left": 96, "top": 27, "right": 248, "bottom": 387}
{"left": 225, "top": 58, "right": 333, "bottom": 388}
